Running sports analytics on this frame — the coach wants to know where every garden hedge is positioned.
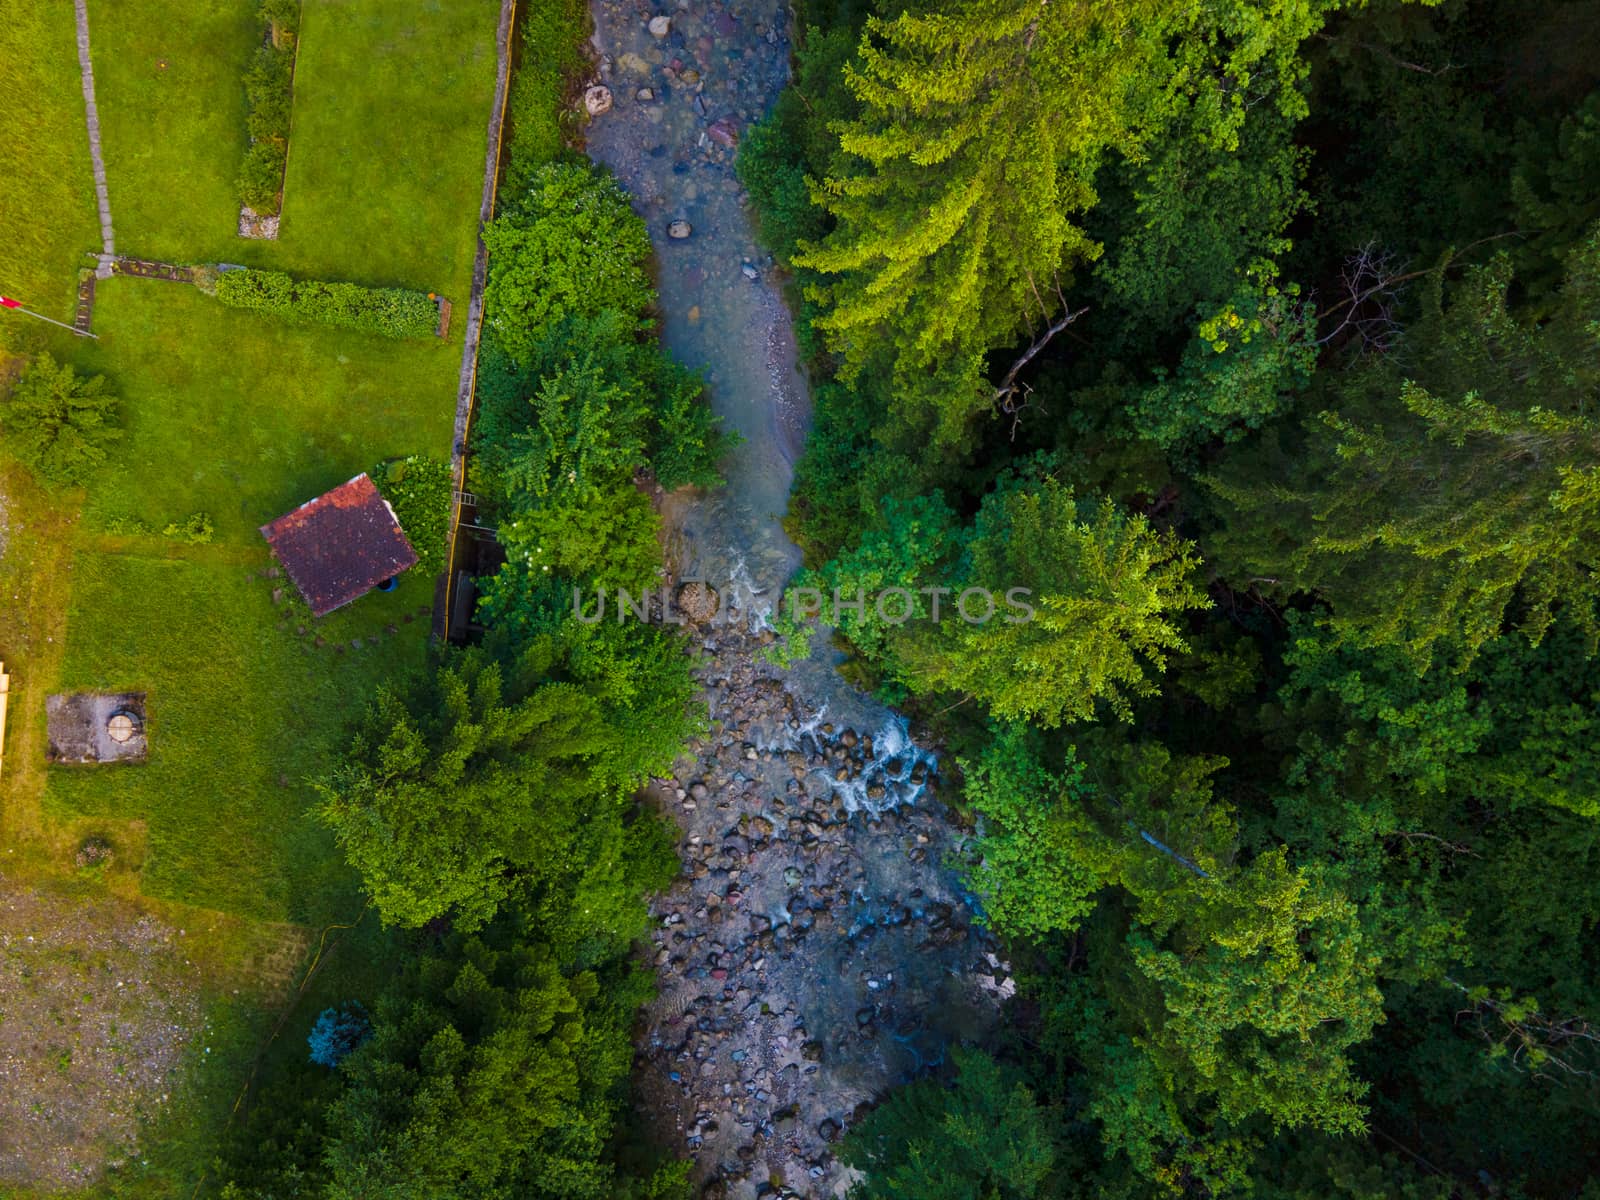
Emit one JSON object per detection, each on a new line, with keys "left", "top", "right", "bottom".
{"left": 215, "top": 269, "right": 440, "bottom": 339}
{"left": 237, "top": 0, "right": 301, "bottom": 213}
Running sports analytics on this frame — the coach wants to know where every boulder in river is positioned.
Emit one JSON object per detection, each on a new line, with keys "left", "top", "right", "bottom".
{"left": 668, "top": 219, "right": 693, "bottom": 239}
{"left": 584, "top": 85, "right": 613, "bottom": 115}
{"left": 677, "top": 581, "right": 720, "bottom": 622}
{"left": 649, "top": 14, "right": 671, "bottom": 37}
{"left": 708, "top": 117, "right": 739, "bottom": 148}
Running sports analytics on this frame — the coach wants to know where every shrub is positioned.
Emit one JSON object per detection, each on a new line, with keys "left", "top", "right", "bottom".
{"left": 103, "top": 514, "right": 154, "bottom": 537}
{"left": 649, "top": 357, "right": 734, "bottom": 490}
{"left": 237, "top": 0, "right": 300, "bottom": 212}
{"left": 163, "top": 512, "right": 215, "bottom": 544}
{"left": 238, "top": 141, "right": 287, "bottom": 212}
{"left": 307, "top": 1004, "right": 370, "bottom": 1068}
{"left": 215, "top": 268, "right": 439, "bottom": 339}
{"left": 483, "top": 163, "right": 654, "bottom": 365}
{"left": 502, "top": 0, "right": 589, "bottom": 194}
{"left": 374, "top": 455, "right": 451, "bottom": 575}
{"left": 244, "top": 45, "right": 294, "bottom": 142}
{"left": 0, "top": 353, "right": 121, "bottom": 486}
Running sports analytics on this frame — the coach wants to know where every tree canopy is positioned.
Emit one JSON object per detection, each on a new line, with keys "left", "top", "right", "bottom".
{"left": 0, "top": 353, "right": 121, "bottom": 486}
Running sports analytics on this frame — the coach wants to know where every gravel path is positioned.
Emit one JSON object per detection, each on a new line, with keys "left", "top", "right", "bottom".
{"left": 73, "top": 0, "right": 115, "bottom": 277}
{"left": 0, "top": 875, "right": 201, "bottom": 1189}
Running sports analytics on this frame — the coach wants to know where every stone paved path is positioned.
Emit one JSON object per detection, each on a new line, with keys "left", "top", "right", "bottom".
{"left": 73, "top": 0, "right": 115, "bottom": 279}
{"left": 72, "top": 274, "right": 95, "bottom": 334}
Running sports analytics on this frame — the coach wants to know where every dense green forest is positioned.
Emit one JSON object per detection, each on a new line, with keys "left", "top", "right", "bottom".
{"left": 733, "top": 0, "right": 1600, "bottom": 1195}
{"left": 200, "top": 0, "right": 1600, "bottom": 1195}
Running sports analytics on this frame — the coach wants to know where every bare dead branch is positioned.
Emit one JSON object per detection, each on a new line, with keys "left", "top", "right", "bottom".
{"left": 1317, "top": 241, "right": 1407, "bottom": 352}
{"left": 1443, "top": 977, "right": 1600, "bottom": 1081}
{"left": 1314, "top": 232, "right": 1527, "bottom": 350}
{"left": 1316, "top": 31, "right": 1460, "bottom": 76}
{"left": 994, "top": 306, "right": 1087, "bottom": 414}
{"left": 1381, "top": 830, "right": 1481, "bottom": 858}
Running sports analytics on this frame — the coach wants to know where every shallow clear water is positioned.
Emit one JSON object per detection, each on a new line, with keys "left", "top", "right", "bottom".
{"left": 586, "top": 0, "right": 808, "bottom": 600}
{"left": 584, "top": 5, "right": 1006, "bottom": 1194}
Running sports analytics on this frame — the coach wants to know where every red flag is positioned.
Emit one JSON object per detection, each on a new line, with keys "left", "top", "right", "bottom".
{"left": 0, "top": 296, "right": 21, "bottom": 309}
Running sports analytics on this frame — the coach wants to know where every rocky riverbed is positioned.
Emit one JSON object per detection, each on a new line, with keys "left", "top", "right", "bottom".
{"left": 636, "top": 617, "right": 1010, "bottom": 1199}
{"left": 581, "top": 3, "right": 1010, "bottom": 1195}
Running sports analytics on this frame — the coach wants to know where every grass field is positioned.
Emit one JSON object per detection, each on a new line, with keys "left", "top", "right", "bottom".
{"left": 72, "top": 279, "right": 457, "bottom": 541}
{"left": 0, "top": 0, "right": 500, "bottom": 1189}
{"left": 85, "top": 0, "right": 257, "bottom": 265}
{"left": 33, "top": 270, "right": 456, "bottom": 924}
{"left": 44, "top": 545, "right": 431, "bottom": 923}
{"left": 85, "top": 0, "right": 497, "bottom": 304}
{"left": 0, "top": 0, "right": 100, "bottom": 342}
{"left": 8, "top": 0, "right": 496, "bottom": 924}
{"left": 272, "top": 0, "right": 499, "bottom": 295}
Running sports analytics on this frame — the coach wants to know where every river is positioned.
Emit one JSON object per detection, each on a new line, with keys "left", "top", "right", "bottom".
{"left": 583, "top": 3, "right": 1007, "bottom": 1195}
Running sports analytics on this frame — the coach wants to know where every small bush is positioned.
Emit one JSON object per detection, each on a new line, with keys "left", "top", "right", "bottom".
{"left": 649, "top": 358, "right": 736, "bottom": 490}
{"left": 163, "top": 512, "right": 215, "bottom": 544}
{"left": 244, "top": 46, "right": 294, "bottom": 142}
{"left": 307, "top": 1004, "right": 370, "bottom": 1068}
{"left": 502, "top": 0, "right": 589, "bottom": 193}
{"left": 237, "top": 128, "right": 288, "bottom": 213}
{"left": 215, "top": 268, "right": 439, "bottom": 339}
{"left": 374, "top": 455, "right": 451, "bottom": 575}
{"left": 104, "top": 514, "right": 155, "bottom": 537}
{"left": 0, "top": 353, "right": 121, "bottom": 486}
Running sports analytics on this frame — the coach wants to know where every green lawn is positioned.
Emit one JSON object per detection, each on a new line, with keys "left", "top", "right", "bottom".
{"left": 86, "top": 0, "right": 257, "bottom": 264}
{"left": 44, "top": 544, "right": 433, "bottom": 924}
{"left": 272, "top": 0, "right": 499, "bottom": 297}
{"left": 72, "top": 278, "right": 456, "bottom": 542}
{"left": 41, "top": 274, "right": 450, "bottom": 922}
{"left": 1, "top": 0, "right": 497, "bottom": 1190}
{"left": 27, "top": 0, "right": 497, "bottom": 928}
{"left": 85, "top": 0, "right": 497, "bottom": 304}
{"left": 0, "top": 0, "right": 100, "bottom": 344}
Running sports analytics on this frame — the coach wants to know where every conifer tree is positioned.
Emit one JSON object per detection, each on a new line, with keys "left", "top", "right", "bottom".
{"left": 1209, "top": 227, "right": 1600, "bottom": 664}
{"left": 899, "top": 479, "right": 1210, "bottom": 724}
{"left": 1, "top": 353, "right": 121, "bottom": 486}
{"left": 796, "top": 0, "right": 1342, "bottom": 446}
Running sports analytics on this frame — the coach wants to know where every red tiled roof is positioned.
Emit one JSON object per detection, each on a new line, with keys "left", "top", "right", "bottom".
{"left": 260, "top": 473, "right": 418, "bottom": 617}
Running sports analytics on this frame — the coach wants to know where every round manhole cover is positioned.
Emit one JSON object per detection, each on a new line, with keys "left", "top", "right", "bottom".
{"left": 107, "top": 713, "right": 139, "bottom": 743}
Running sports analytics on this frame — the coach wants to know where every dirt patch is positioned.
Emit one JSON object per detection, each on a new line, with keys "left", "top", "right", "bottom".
{"left": 0, "top": 873, "right": 201, "bottom": 1190}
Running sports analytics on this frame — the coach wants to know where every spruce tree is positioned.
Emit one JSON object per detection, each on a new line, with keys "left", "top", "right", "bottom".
{"left": 1208, "top": 227, "right": 1600, "bottom": 664}
{"left": 795, "top": 0, "right": 1342, "bottom": 447}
